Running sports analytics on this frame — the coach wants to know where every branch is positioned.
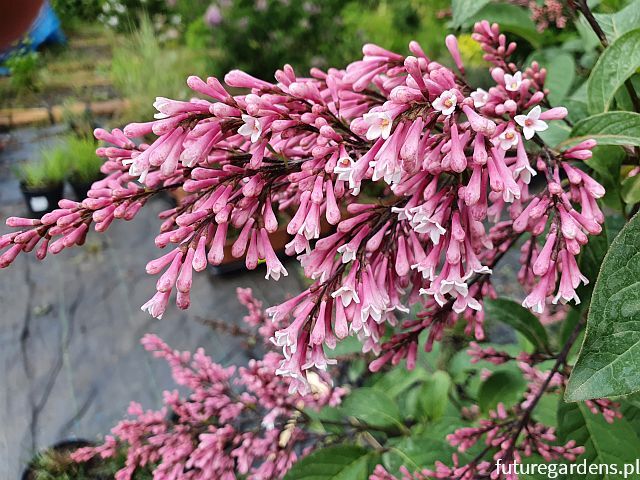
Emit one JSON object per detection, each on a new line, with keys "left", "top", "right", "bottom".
{"left": 574, "top": 0, "right": 640, "bottom": 112}
{"left": 502, "top": 315, "right": 585, "bottom": 463}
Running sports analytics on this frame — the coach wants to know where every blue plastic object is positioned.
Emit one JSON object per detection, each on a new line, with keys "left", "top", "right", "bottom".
{"left": 0, "top": 1, "right": 65, "bottom": 75}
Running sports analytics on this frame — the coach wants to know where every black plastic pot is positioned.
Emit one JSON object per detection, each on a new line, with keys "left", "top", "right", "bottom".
{"left": 69, "top": 177, "right": 96, "bottom": 201}
{"left": 19, "top": 182, "right": 64, "bottom": 217}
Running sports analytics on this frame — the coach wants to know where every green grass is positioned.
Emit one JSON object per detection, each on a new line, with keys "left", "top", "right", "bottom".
{"left": 17, "top": 135, "right": 101, "bottom": 187}
{"left": 110, "top": 15, "right": 208, "bottom": 123}
{"left": 18, "top": 148, "right": 68, "bottom": 188}
{"left": 65, "top": 136, "right": 102, "bottom": 182}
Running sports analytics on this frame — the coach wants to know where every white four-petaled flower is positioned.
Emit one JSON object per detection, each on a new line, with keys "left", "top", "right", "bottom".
{"left": 337, "top": 243, "right": 357, "bottom": 264}
{"left": 514, "top": 105, "right": 548, "bottom": 140}
{"left": 238, "top": 114, "right": 262, "bottom": 143}
{"left": 496, "top": 128, "right": 519, "bottom": 150}
{"left": 333, "top": 156, "right": 354, "bottom": 183}
{"left": 265, "top": 262, "right": 288, "bottom": 281}
{"left": 470, "top": 88, "right": 489, "bottom": 108}
{"left": 433, "top": 89, "right": 458, "bottom": 116}
{"left": 504, "top": 71, "right": 522, "bottom": 92}
{"left": 152, "top": 96, "right": 171, "bottom": 119}
{"left": 331, "top": 285, "right": 360, "bottom": 307}
{"left": 363, "top": 111, "right": 393, "bottom": 140}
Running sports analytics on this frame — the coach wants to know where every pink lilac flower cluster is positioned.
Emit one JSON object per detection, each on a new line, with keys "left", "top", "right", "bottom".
{"left": 469, "top": 342, "right": 621, "bottom": 421}
{"left": 0, "top": 22, "right": 603, "bottom": 394}
{"left": 528, "top": 0, "right": 568, "bottom": 32}
{"left": 372, "top": 396, "right": 585, "bottom": 479}
{"left": 371, "top": 344, "right": 620, "bottom": 479}
{"left": 72, "top": 289, "right": 345, "bottom": 480}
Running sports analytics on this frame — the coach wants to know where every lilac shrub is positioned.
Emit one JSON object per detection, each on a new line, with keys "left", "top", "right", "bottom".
{"left": 71, "top": 288, "right": 345, "bottom": 479}
{"left": 5, "top": 7, "right": 638, "bottom": 479}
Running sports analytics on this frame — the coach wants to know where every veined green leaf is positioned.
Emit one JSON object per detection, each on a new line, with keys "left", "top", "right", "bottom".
{"left": 283, "top": 445, "right": 378, "bottom": 480}
{"left": 341, "top": 387, "right": 403, "bottom": 429}
{"left": 451, "top": 0, "right": 490, "bottom": 28}
{"left": 594, "top": 1, "right": 640, "bottom": 42}
{"left": 587, "top": 29, "right": 640, "bottom": 113}
{"left": 566, "top": 213, "right": 640, "bottom": 401}
{"left": 484, "top": 298, "right": 550, "bottom": 352}
{"left": 560, "top": 111, "right": 640, "bottom": 148}
{"left": 558, "top": 402, "right": 640, "bottom": 479}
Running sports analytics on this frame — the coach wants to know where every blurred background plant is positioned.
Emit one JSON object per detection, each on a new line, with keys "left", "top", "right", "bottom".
{"left": 62, "top": 136, "right": 101, "bottom": 183}
{"left": 109, "top": 15, "right": 208, "bottom": 122}
{"left": 50, "top": 0, "right": 103, "bottom": 28}
{"left": 5, "top": 43, "right": 41, "bottom": 92}
{"left": 17, "top": 146, "right": 68, "bottom": 189}
{"left": 23, "top": 443, "right": 144, "bottom": 480}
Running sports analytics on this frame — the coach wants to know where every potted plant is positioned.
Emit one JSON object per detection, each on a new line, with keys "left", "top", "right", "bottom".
{"left": 21, "top": 439, "right": 124, "bottom": 480}
{"left": 65, "top": 136, "right": 103, "bottom": 200}
{"left": 17, "top": 147, "right": 67, "bottom": 217}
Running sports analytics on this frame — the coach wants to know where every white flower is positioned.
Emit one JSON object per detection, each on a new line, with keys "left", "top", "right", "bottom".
{"left": 140, "top": 292, "right": 167, "bottom": 319}
{"left": 361, "top": 302, "right": 384, "bottom": 324}
{"left": 453, "top": 295, "right": 482, "bottom": 314}
{"left": 503, "top": 183, "right": 521, "bottom": 203}
{"left": 514, "top": 105, "right": 548, "bottom": 140}
{"left": 331, "top": 285, "right": 360, "bottom": 307}
{"left": 265, "top": 261, "right": 288, "bottom": 281}
{"left": 411, "top": 262, "right": 435, "bottom": 281}
{"left": 333, "top": 156, "right": 354, "bottom": 183}
{"left": 152, "top": 96, "right": 171, "bottom": 119}
{"left": 285, "top": 235, "right": 310, "bottom": 255}
{"left": 433, "top": 89, "right": 458, "bottom": 116}
{"left": 363, "top": 111, "right": 393, "bottom": 140}
{"left": 337, "top": 243, "right": 357, "bottom": 264}
{"left": 272, "top": 327, "right": 298, "bottom": 351}
{"left": 440, "top": 279, "right": 469, "bottom": 298}
{"left": 419, "top": 287, "right": 447, "bottom": 307}
{"left": 514, "top": 162, "right": 537, "bottom": 185}
{"left": 470, "top": 88, "right": 489, "bottom": 108}
{"left": 391, "top": 206, "right": 413, "bottom": 221}
{"left": 553, "top": 288, "right": 580, "bottom": 306}
{"left": 238, "top": 114, "right": 262, "bottom": 143}
{"left": 522, "top": 294, "right": 545, "bottom": 314}
{"left": 473, "top": 265, "right": 493, "bottom": 275}
{"left": 496, "top": 128, "right": 519, "bottom": 150}
{"left": 504, "top": 71, "right": 522, "bottom": 92}
{"left": 410, "top": 212, "right": 446, "bottom": 245}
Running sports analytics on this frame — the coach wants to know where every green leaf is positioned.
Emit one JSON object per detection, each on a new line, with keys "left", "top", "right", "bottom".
{"left": 566, "top": 213, "right": 640, "bottom": 401}
{"left": 622, "top": 174, "right": 640, "bottom": 205}
{"left": 533, "top": 393, "right": 560, "bottom": 428}
{"left": 478, "top": 369, "right": 527, "bottom": 412}
{"left": 484, "top": 298, "right": 550, "bottom": 352}
{"left": 585, "top": 146, "right": 624, "bottom": 211}
{"left": 562, "top": 111, "right": 640, "bottom": 148}
{"left": 451, "top": 0, "right": 490, "bottom": 28}
{"left": 594, "top": 1, "right": 640, "bottom": 42}
{"left": 587, "top": 29, "right": 640, "bottom": 113}
{"left": 621, "top": 392, "right": 640, "bottom": 431}
{"left": 538, "top": 122, "right": 571, "bottom": 147}
{"left": 283, "top": 445, "right": 378, "bottom": 480}
{"left": 382, "top": 436, "right": 457, "bottom": 475}
{"left": 417, "top": 371, "right": 452, "bottom": 421}
{"left": 558, "top": 402, "right": 640, "bottom": 478}
{"left": 576, "top": 221, "right": 609, "bottom": 302}
{"left": 341, "top": 387, "right": 403, "bottom": 429}
{"left": 372, "top": 366, "right": 429, "bottom": 399}
{"left": 327, "top": 335, "right": 363, "bottom": 357}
